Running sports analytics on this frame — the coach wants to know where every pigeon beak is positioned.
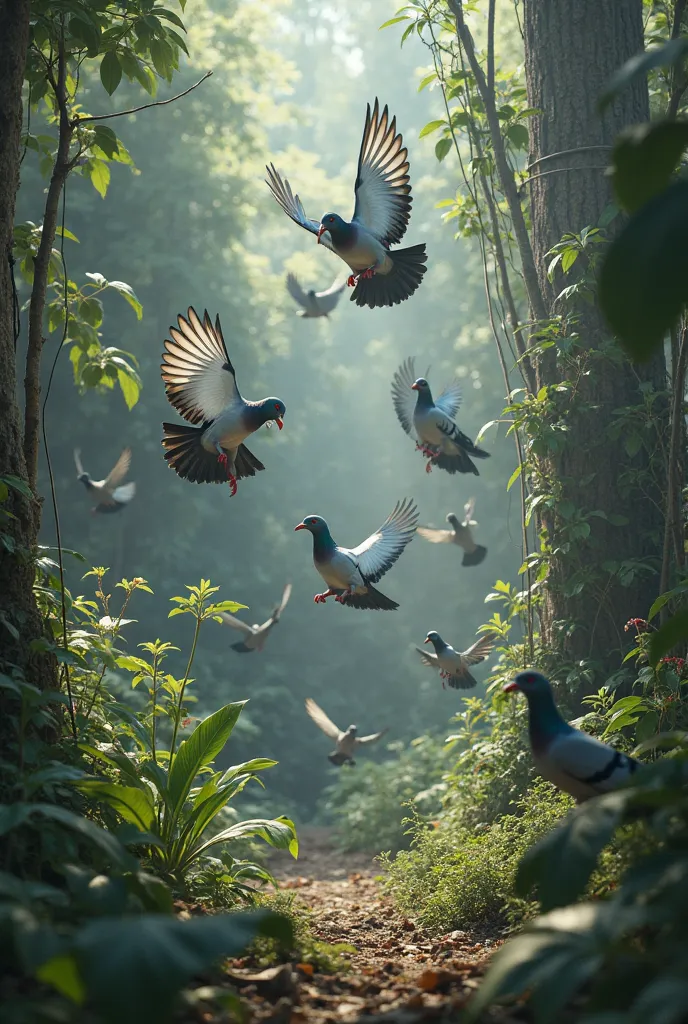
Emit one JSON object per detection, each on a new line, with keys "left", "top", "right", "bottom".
{"left": 424, "top": 637, "right": 432, "bottom": 645}
{"left": 316, "top": 225, "right": 326, "bottom": 245}
{"left": 294, "top": 522, "right": 307, "bottom": 532}
{"left": 502, "top": 681, "right": 519, "bottom": 693}
{"left": 411, "top": 382, "right": 420, "bottom": 391}
{"left": 276, "top": 417, "right": 284, "bottom": 431}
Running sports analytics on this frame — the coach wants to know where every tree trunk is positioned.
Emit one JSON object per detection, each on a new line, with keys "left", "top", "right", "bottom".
{"left": 0, "top": 0, "right": 56, "bottom": 690}
{"left": 523, "top": 0, "right": 667, "bottom": 674}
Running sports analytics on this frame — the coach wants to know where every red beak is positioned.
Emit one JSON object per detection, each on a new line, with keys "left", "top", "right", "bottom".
{"left": 411, "top": 382, "right": 419, "bottom": 391}
{"left": 424, "top": 637, "right": 432, "bottom": 645}
{"left": 502, "top": 682, "right": 519, "bottom": 693}
{"left": 294, "top": 522, "right": 307, "bottom": 532}
{"left": 316, "top": 225, "right": 326, "bottom": 245}
{"left": 276, "top": 417, "right": 283, "bottom": 431}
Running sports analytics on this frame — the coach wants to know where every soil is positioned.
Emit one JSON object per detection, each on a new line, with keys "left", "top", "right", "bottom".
{"left": 212, "top": 827, "right": 516, "bottom": 1023}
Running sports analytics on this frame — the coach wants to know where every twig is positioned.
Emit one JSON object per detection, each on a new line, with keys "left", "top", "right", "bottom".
{"left": 74, "top": 70, "right": 213, "bottom": 125}
{"left": 525, "top": 145, "right": 611, "bottom": 171}
{"left": 660, "top": 324, "right": 687, "bottom": 612}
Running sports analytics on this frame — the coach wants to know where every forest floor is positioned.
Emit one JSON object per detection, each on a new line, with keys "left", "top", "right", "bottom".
{"left": 215, "top": 827, "right": 519, "bottom": 1024}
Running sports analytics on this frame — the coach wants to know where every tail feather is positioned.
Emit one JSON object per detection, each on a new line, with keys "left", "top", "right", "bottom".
{"left": 434, "top": 449, "right": 480, "bottom": 476}
{"left": 234, "top": 443, "right": 265, "bottom": 478}
{"left": 231, "top": 641, "right": 254, "bottom": 653}
{"left": 162, "top": 423, "right": 265, "bottom": 484}
{"left": 328, "top": 751, "right": 355, "bottom": 766}
{"left": 339, "top": 585, "right": 399, "bottom": 611}
{"left": 448, "top": 669, "right": 479, "bottom": 690}
{"left": 462, "top": 544, "right": 487, "bottom": 568}
{"left": 351, "top": 243, "right": 427, "bottom": 309}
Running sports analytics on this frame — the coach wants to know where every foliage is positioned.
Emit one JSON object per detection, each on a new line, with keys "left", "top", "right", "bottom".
{"left": 247, "top": 890, "right": 357, "bottom": 973}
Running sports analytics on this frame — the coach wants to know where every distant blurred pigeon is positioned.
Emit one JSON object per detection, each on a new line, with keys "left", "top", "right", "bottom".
{"left": 294, "top": 498, "right": 418, "bottom": 610}
{"left": 286, "top": 273, "right": 346, "bottom": 318}
{"left": 161, "top": 307, "right": 285, "bottom": 496}
{"left": 391, "top": 357, "right": 490, "bottom": 475}
{"left": 305, "top": 698, "right": 387, "bottom": 766}
{"left": 266, "top": 98, "right": 427, "bottom": 309}
{"left": 417, "top": 630, "right": 494, "bottom": 689}
{"left": 74, "top": 447, "right": 135, "bottom": 515}
{"left": 218, "top": 583, "right": 292, "bottom": 654}
{"left": 417, "top": 498, "right": 487, "bottom": 567}
{"left": 503, "top": 671, "right": 640, "bottom": 802}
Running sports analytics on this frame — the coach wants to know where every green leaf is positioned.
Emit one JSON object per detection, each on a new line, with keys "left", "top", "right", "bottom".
{"left": 435, "top": 137, "right": 452, "bottom": 162}
{"left": 100, "top": 51, "right": 122, "bottom": 96}
{"left": 92, "top": 125, "right": 119, "bottom": 159}
{"left": 117, "top": 368, "right": 140, "bottom": 410}
{"left": 419, "top": 119, "right": 445, "bottom": 138}
{"left": 167, "top": 703, "right": 246, "bottom": 823}
{"left": 36, "top": 954, "right": 86, "bottom": 1004}
{"left": 506, "top": 123, "right": 529, "bottom": 151}
{"left": 610, "top": 121, "right": 688, "bottom": 214}
{"left": 648, "top": 608, "right": 688, "bottom": 666}
{"left": 0, "top": 803, "right": 131, "bottom": 868}
{"left": 506, "top": 464, "right": 522, "bottom": 491}
{"left": 76, "top": 781, "right": 156, "bottom": 832}
{"left": 186, "top": 816, "right": 298, "bottom": 868}
{"left": 89, "top": 159, "right": 111, "bottom": 199}
{"left": 379, "top": 15, "right": 409, "bottom": 29}
{"left": 599, "top": 38, "right": 688, "bottom": 111}
{"left": 108, "top": 280, "right": 143, "bottom": 319}
{"left": 561, "top": 248, "right": 578, "bottom": 273}
{"left": 599, "top": 181, "right": 688, "bottom": 359}
{"left": 418, "top": 71, "right": 436, "bottom": 91}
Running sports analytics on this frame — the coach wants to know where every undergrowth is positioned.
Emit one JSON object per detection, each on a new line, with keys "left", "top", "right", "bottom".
{"left": 247, "top": 890, "right": 356, "bottom": 972}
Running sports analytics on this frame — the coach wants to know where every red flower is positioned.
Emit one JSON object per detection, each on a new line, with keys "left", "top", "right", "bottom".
{"left": 624, "top": 618, "right": 648, "bottom": 633}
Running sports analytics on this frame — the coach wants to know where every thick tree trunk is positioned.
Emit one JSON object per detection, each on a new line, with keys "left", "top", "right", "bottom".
{"left": 523, "top": 0, "right": 667, "bottom": 674}
{"left": 0, "top": 0, "right": 56, "bottom": 689}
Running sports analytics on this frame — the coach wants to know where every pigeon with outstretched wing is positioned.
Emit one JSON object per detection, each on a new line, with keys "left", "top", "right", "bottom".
{"left": 74, "top": 447, "right": 135, "bottom": 514}
{"left": 218, "top": 583, "right": 292, "bottom": 653}
{"left": 416, "top": 630, "right": 494, "bottom": 689}
{"left": 305, "top": 698, "right": 387, "bottom": 766}
{"left": 286, "top": 274, "right": 346, "bottom": 318}
{"left": 417, "top": 498, "right": 487, "bottom": 566}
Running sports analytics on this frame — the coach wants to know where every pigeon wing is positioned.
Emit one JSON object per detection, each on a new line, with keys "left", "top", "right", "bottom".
{"left": 461, "top": 634, "right": 495, "bottom": 665}
{"left": 265, "top": 164, "right": 335, "bottom": 253}
{"left": 415, "top": 646, "right": 438, "bottom": 668}
{"left": 351, "top": 498, "right": 419, "bottom": 584}
{"left": 105, "top": 447, "right": 132, "bottom": 490}
{"left": 218, "top": 611, "right": 255, "bottom": 638}
{"left": 74, "top": 448, "right": 85, "bottom": 477}
{"left": 112, "top": 482, "right": 136, "bottom": 505}
{"left": 416, "top": 526, "right": 454, "bottom": 544}
{"left": 390, "top": 357, "right": 418, "bottom": 437}
{"left": 272, "top": 582, "right": 292, "bottom": 622}
{"left": 352, "top": 99, "right": 412, "bottom": 246}
{"left": 549, "top": 731, "right": 638, "bottom": 795}
{"left": 314, "top": 278, "right": 346, "bottom": 314}
{"left": 434, "top": 378, "right": 463, "bottom": 420}
{"left": 161, "top": 308, "right": 239, "bottom": 425}
{"left": 285, "top": 273, "right": 309, "bottom": 310}
{"left": 305, "top": 698, "right": 341, "bottom": 740}
{"left": 356, "top": 728, "right": 388, "bottom": 746}
{"left": 463, "top": 497, "right": 477, "bottom": 526}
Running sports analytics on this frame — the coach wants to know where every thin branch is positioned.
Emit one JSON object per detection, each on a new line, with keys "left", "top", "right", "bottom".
{"left": 74, "top": 70, "right": 213, "bottom": 125}
{"left": 487, "top": 0, "right": 495, "bottom": 96}
{"left": 525, "top": 145, "right": 611, "bottom": 171}
{"left": 660, "top": 324, "right": 687, "bottom": 609}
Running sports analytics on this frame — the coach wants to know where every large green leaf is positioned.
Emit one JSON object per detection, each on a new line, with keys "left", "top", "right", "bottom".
{"left": 0, "top": 803, "right": 131, "bottom": 868}
{"left": 78, "top": 743, "right": 145, "bottom": 788}
{"left": 167, "top": 702, "right": 245, "bottom": 824}
{"left": 610, "top": 121, "right": 688, "bottom": 213}
{"left": 648, "top": 609, "right": 688, "bottom": 666}
{"left": 182, "top": 816, "right": 298, "bottom": 872}
{"left": 37, "top": 910, "right": 292, "bottom": 1024}
{"left": 76, "top": 781, "right": 156, "bottom": 832}
{"left": 599, "top": 180, "right": 688, "bottom": 359}
{"left": 599, "top": 38, "right": 688, "bottom": 110}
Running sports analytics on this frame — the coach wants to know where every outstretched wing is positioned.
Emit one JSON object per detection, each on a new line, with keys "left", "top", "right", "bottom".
{"left": 265, "top": 164, "right": 335, "bottom": 253}
{"left": 461, "top": 633, "right": 495, "bottom": 665}
{"left": 272, "top": 582, "right": 292, "bottom": 622}
{"left": 390, "top": 357, "right": 418, "bottom": 437}
{"left": 415, "top": 646, "right": 438, "bottom": 668}
{"left": 285, "top": 273, "right": 309, "bottom": 310}
{"left": 356, "top": 728, "right": 388, "bottom": 746}
{"left": 161, "top": 308, "right": 239, "bottom": 425}
{"left": 463, "top": 496, "right": 477, "bottom": 526}
{"left": 74, "top": 448, "right": 85, "bottom": 477}
{"left": 314, "top": 278, "right": 346, "bottom": 314}
{"left": 352, "top": 498, "right": 418, "bottom": 584}
{"left": 305, "top": 698, "right": 341, "bottom": 740}
{"left": 434, "top": 378, "right": 463, "bottom": 420}
{"left": 105, "top": 447, "right": 132, "bottom": 490}
{"left": 352, "top": 98, "right": 412, "bottom": 246}
{"left": 218, "top": 611, "right": 255, "bottom": 638}
{"left": 417, "top": 526, "right": 454, "bottom": 544}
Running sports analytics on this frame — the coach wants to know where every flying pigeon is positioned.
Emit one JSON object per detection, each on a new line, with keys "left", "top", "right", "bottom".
{"left": 74, "top": 447, "right": 136, "bottom": 514}
{"left": 160, "top": 307, "right": 286, "bottom": 496}
{"left": 294, "top": 498, "right": 418, "bottom": 610}
{"left": 286, "top": 273, "right": 346, "bottom": 318}
{"left": 503, "top": 671, "right": 640, "bottom": 802}
{"left": 417, "top": 498, "right": 487, "bottom": 567}
{"left": 416, "top": 630, "right": 494, "bottom": 689}
{"left": 266, "top": 99, "right": 428, "bottom": 309}
{"left": 391, "top": 357, "right": 490, "bottom": 475}
{"left": 218, "top": 583, "right": 292, "bottom": 654}
{"left": 305, "top": 698, "right": 387, "bottom": 767}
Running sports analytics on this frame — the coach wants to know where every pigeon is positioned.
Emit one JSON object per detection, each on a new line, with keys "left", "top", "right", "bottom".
{"left": 286, "top": 273, "right": 346, "bottom": 318}
{"left": 305, "top": 698, "right": 387, "bottom": 766}
{"left": 503, "top": 670, "right": 640, "bottom": 802}
{"left": 416, "top": 630, "right": 494, "bottom": 689}
{"left": 417, "top": 498, "right": 487, "bottom": 567}
{"left": 266, "top": 98, "right": 428, "bottom": 309}
{"left": 218, "top": 583, "right": 292, "bottom": 654}
{"left": 294, "top": 498, "right": 418, "bottom": 610}
{"left": 160, "top": 307, "right": 286, "bottom": 496}
{"left": 74, "top": 447, "right": 136, "bottom": 514}
{"left": 391, "top": 357, "right": 490, "bottom": 475}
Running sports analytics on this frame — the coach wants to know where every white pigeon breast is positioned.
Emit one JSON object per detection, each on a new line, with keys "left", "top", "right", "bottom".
{"left": 413, "top": 407, "right": 454, "bottom": 448}
{"left": 317, "top": 549, "right": 364, "bottom": 591}
{"left": 201, "top": 402, "right": 250, "bottom": 451}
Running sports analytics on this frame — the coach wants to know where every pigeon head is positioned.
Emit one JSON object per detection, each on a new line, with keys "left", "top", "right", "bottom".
{"left": 248, "top": 398, "right": 285, "bottom": 431}
{"left": 503, "top": 670, "right": 551, "bottom": 697}
{"left": 294, "top": 515, "right": 329, "bottom": 535}
{"left": 411, "top": 377, "right": 434, "bottom": 405}
{"left": 446, "top": 513, "right": 461, "bottom": 529}
{"left": 77, "top": 472, "right": 91, "bottom": 487}
{"left": 346, "top": 725, "right": 358, "bottom": 736}
{"left": 424, "top": 631, "right": 444, "bottom": 651}
{"left": 317, "top": 213, "right": 352, "bottom": 247}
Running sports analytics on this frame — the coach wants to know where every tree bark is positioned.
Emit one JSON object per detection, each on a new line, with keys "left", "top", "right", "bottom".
{"left": 523, "top": 0, "right": 668, "bottom": 673}
{"left": 0, "top": 0, "right": 57, "bottom": 690}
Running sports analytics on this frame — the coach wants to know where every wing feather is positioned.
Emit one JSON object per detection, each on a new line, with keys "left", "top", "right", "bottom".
{"left": 463, "top": 497, "right": 477, "bottom": 526}
{"left": 415, "top": 646, "right": 438, "bottom": 668}
{"left": 352, "top": 498, "right": 418, "bottom": 584}
{"left": 461, "top": 633, "right": 495, "bottom": 665}
{"left": 305, "top": 698, "right": 341, "bottom": 740}
{"left": 417, "top": 526, "right": 454, "bottom": 544}
{"left": 74, "top": 448, "right": 85, "bottom": 477}
{"left": 390, "top": 357, "right": 418, "bottom": 437}
{"left": 273, "top": 582, "right": 292, "bottom": 621}
{"left": 161, "top": 308, "right": 239, "bottom": 424}
{"left": 265, "top": 164, "right": 335, "bottom": 253}
{"left": 353, "top": 99, "right": 412, "bottom": 245}
{"left": 314, "top": 278, "right": 346, "bottom": 314}
{"left": 285, "top": 273, "right": 309, "bottom": 309}
{"left": 434, "top": 378, "right": 463, "bottom": 420}
{"left": 356, "top": 728, "right": 388, "bottom": 746}
{"left": 218, "top": 612, "right": 255, "bottom": 637}
{"left": 105, "top": 447, "right": 132, "bottom": 489}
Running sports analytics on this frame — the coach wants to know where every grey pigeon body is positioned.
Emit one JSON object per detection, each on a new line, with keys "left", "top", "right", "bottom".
{"left": 161, "top": 308, "right": 285, "bottom": 496}
{"left": 286, "top": 274, "right": 346, "bottom": 318}
{"left": 417, "top": 630, "right": 494, "bottom": 689}
{"left": 266, "top": 99, "right": 427, "bottom": 309}
{"left": 391, "top": 358, "right": 490, "bottom": 475}
{"left": 74, "top": 447, "right": 135, "bottom": 514}
{"left": 295, "top": 499, "right": 418, "bottom": 610}
{"left": 417, "top": 498, "right": 487, "bottom": 567}
{"left": 219, "top": 583, "right": 292, "bottom": 654}
{"left": 305, "top": 698, "right": 387, "bottom": 766}
{"left": 504, "top": 671, "right": 640, "bottom": 802}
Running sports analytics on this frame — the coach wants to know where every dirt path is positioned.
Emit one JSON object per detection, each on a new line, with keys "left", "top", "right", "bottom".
{"left": 225, "top": 827, "right": 507, "bottom": 1023}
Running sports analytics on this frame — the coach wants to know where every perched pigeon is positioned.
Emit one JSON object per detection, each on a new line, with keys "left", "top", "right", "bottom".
{"left": 417, "top": 630, "right": 494, "bottom": 689}
{"left": 160, "top": 308, "right": 285, "bottom": 496}
{"left": 74, "top": 447, "right": 136, "bottom": 515}
{"left": 503, "top": 670, "right": 640, "bottom": 802}
{"left": 305, "top": 698, "right": 387, "bottom": 767}
{"left": 391, "top": 357, "right": 490, "bottom": 475}
{"left": 218, "top": 583, "right": 292, "bottom": 654}
{"left": 286, "top": 273, "right": 346, "bottom": 318}
{"left": 417, "top": 498, "right": 487, "bottom": 567}
{"left": 294, "top": 498, "right": 418, "bottom": 610}
{"left": 266, "top": 99, "right": 427, "bottom": 309}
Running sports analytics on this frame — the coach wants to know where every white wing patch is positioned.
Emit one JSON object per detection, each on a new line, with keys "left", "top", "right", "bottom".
{"left": 352, "top": 498, "right": 419, "bottom": 584}
{"left": 161, "top": 308, "right": 239, "bottom": 424}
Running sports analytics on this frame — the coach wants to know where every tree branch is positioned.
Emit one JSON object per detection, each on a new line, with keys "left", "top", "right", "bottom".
{"left": 74, "top": 70, "right": 212, "bottom": 125}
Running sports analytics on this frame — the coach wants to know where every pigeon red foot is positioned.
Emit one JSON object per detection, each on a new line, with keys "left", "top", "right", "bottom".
{"left": 314, "top": 589, "right": 339, "bottom": 604}
{"left": 347, "top": 267, "right": 376, "bottom": 287}
{"left": 217, "top": 452, "right": 238, "bottom": 496}
{"left": 415, "top": 442, "right": 439, "bottom": 473}
{"left": 334, "top": 588, "right": 354, "bottom": 603}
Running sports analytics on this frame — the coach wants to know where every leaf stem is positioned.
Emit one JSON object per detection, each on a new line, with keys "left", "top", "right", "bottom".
{"left": 168, "top": 612, "right": 202, "bottom": 767}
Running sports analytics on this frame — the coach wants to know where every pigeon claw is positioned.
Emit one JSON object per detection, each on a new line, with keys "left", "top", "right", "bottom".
{"left": 217, "top": 452, "right": 228, "bottom": 467}
{"left": 359, "top": 267, "right": 375, "bottom": 280}
{"left": 228, "top": 474, "right": 238, "bottom": 497}
{"left": 347, "top": 274, "right": 356, "bottom": 288}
